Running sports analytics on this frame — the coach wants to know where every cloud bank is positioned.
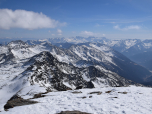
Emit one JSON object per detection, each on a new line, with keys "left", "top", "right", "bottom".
{"left": 114, "top": 25, "right": 141, "bottom": 30}
{"left": 0, "top": 9, "right": 66, "bottom": 30}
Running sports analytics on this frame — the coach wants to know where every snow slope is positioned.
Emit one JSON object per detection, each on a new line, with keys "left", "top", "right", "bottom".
{"left": 1, "top": 86, "right": 152, "bottom": 114}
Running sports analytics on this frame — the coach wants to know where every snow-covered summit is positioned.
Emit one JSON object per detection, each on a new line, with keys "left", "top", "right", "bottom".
{"left": 8, "top": 40, "right": 28, "bottom": 48}
{"left": 122, "top": 39, "right": 152, "bottom": 57}
{"left": 105, "top": 39, "right": 141, "bottom": 52}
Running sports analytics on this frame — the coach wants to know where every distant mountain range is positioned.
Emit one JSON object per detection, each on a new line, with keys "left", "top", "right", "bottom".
{"left": 1, "top": 38, "right": 152, "bottom": 84}
{"left": 0, "top": 40, "right": 151, "bottom": 92}
{"left": 44, "top": 37, "right": 152, "bottom": 72}
{"left": 1, "top": 37, "right": 152, "bottom": 71}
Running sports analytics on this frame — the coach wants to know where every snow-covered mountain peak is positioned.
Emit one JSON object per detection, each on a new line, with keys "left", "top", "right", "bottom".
{"left": 89, "top": 43, "right": 113, "bottom": 52}
{"left": 106, "top": 39, "right": 141, "bottom": 52}
{"left": 122, "top": 39, "right": 141, "bottom": 49}
{"left": 69, "top": 42, "right": 116, "bottom": 66}
{"left": 142, "top": 39, "right": 152, "bottom": 49}
{"left": 28, "top": 51, "right": 55, "bottom": 63}
{"left": 8, "top": 40, "right": 29, "bottom": 48}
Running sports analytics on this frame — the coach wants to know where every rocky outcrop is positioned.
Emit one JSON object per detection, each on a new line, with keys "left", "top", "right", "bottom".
{"left": 57, "top": 111, "right": 91, "bottom": 114}
{"left": 4, "top": 94, "right": 37, "bottom": 110}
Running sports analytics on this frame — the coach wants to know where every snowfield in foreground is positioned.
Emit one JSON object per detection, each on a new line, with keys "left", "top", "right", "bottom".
{"left": 1, "top": 86, "right": 152, "bottom": 114}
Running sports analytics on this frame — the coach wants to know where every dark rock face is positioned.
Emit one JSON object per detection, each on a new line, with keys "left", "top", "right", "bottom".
{"left": 118, "top": 92, "right": 127, "bottom": 94}
{"left": 4, "top": 99, "right": 37, "bottom": 110}
{"left": 86, "top": 81, "right": 94, "bottom": 88}
{"left": 75, "top": 86, "right": 83, "bottom": 90}
{"left": 89, "top": 91, "right": 102, "bottom": 95}
{"left": 105, "top": 91, "right": 112, "bottom": 93}
{"left": 72, "top": 91, "right": 82, "bottom": 94}
{"left": 57, "top": 111, "right": 91, "bottom": 114}
{"left": 25, "top": 52, "right": 92, "bottom": 90}
{"left": 0, "top": 50, "right": 15, "bottom": 66}
{"left": 4, "top": 94, "right": 37, "bottom": 110}
{"left": 33, "top": 93, "right": 45, "bottom": 99}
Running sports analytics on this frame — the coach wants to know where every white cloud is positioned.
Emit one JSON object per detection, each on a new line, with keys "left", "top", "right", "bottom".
{"left": 48, "top": 30, "right": 51, "bottom": 33}
{"left": 57, "top": 29, "right": 62, "bottom": 34}
{"left": 81, "top": 31, "right": 94, "bottom": 36}
{"left": 125, "top": 25, "right": 140, "bottom": 30}
{"left": 52, "top": 34, "right": 55, "bottom": 36}
{"left": 114, "top": 25, "right": 120, "bottom": 29}
{"left": 57, "top": 29, "right": 62, "bottom": 35}
{"left": 114, "top": 25, "right": 141, "bottom": 30}
{"left": 0, "top": 9, "right": 66, "bottom": 30}
{"left": 103, "top": 34, "right": 106, "bottom": 36}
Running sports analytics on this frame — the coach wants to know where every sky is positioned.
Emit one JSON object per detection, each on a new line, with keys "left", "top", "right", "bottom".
{"left": 0, "top": 0, "right": 152, "bottom": 40}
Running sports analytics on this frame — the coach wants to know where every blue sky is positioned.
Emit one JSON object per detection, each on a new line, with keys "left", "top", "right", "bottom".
{"left": 0, "top": 0, "right": 152, "bottom": 40}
